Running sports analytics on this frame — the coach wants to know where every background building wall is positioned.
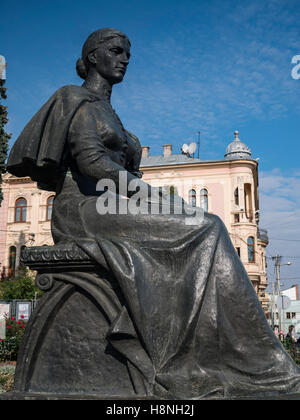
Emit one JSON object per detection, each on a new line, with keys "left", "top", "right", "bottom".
{"left": 0, "top": 183, "right": 9, "bottom": 271}
{"left": 0, "top": 143, "right": 269, "bottom": 310}
{"left": 1, "top": 174, "right": 54, "bottom": 275}
{"left": 140, "top": 152, "right": 268, "bottom": 311}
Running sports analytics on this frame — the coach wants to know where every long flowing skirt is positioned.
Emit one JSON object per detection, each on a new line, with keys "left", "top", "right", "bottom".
{"left": 51, "top": 175, "right": 300, "bottom": 399}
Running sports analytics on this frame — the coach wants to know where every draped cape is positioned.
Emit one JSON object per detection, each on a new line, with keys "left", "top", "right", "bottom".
{"left": 7, "top": 85, "right": 99, "bottom": 190}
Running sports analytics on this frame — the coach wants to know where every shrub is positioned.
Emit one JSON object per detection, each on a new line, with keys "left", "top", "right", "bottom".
{"left": 0, "top": 268, "right": 43, "bottom": 300}
{"left": 0, "top": 365, "right": 15, "bottom": 392}
{"left": 0, "top": 315, "right": 27, "bottom": 362}
{"left": 279, "top": 335, "right": 300, "bottom": 366}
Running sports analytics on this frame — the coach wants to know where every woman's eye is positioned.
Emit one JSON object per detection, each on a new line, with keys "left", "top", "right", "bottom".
{"left": 111, "top": 48, "right": 122, "bottom": 54}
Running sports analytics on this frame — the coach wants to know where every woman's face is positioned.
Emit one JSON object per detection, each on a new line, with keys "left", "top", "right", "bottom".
{"left": 90, "top": 36, "right": 131, "bottom": 85}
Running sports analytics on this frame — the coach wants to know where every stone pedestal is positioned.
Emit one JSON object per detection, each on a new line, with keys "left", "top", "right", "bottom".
{"left": 7, "top": 244, "right": 145, "bottom": 399}
{"left": 2, "top": 244, "right": 300, "bottom": 401}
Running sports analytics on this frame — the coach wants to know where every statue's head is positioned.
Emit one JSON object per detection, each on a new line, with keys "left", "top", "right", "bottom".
{"left": 76, "top": 28, "right": 131, "bottom": 85}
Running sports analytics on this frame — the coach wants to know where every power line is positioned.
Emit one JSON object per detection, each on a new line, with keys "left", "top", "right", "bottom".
{"left": 263, "top": 215, "right": 300, "bottom": 230}
{"left": 276, "top": 256, "right": 300, "bottom": 259}
{"left": 268, "top": 237, "right": 300, "bottom": 242}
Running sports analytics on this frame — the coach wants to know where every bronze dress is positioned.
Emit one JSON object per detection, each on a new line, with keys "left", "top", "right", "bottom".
{"left": 7, "top": 85, "right": 300, "bottom": 399}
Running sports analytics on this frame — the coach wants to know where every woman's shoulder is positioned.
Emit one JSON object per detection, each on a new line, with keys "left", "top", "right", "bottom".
{"left": 44, "top": 85, "right": 101, "bottom": 125}
{"left": 53, "top": 84, "right": 100, "bottom": 103}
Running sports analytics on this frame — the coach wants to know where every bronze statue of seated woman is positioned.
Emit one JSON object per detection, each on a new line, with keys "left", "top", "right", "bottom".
{"left": 6, "top": 28, "right": 300, "bottom": 399}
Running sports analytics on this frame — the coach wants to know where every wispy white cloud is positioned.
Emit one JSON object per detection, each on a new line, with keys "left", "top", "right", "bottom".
{"left": 6, "top": 0, "right": 300, "bottom": 161}
{"left": 259, "top": 169, "right": 300, "bottom": 288}
{"left": 111, "top": 0, "right": 300, "bottom": 157}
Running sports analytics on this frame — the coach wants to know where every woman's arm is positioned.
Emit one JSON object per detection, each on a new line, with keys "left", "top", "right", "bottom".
{"left": 125, "top": 130, "right": 143, "bottom": 179}
{"left": 68, "top": 102, "right": 148, "bottom": 196}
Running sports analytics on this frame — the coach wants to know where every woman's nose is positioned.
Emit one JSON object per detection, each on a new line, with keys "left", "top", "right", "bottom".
{"left": 120, "top": 54, "right": 129, "bottom": 65}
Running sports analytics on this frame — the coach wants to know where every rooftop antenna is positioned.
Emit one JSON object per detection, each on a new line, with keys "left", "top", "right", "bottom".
{"left": 181, "top": 143, "right": 189, "bottom": 154}
{"left": 189, "top": 142, "right": 196, "bottom": 158}
{"left": 181, "top": 142, "right": 196, "bottom": 158}
{"left": 197, "top": 131, "right": 200, "bottom": 159}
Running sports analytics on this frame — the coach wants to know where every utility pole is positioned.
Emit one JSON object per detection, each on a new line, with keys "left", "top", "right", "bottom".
{"left": 272, "top": 254, "right": 292, "bottom": 335}
{"left": 270, "top": 278, "right": 276, "bottom": 330}
{"left": 274, "top": 254, "right": 282, "bottom": 333}
{"left": 274, "top": 254, "right": 281, "bottom": 295}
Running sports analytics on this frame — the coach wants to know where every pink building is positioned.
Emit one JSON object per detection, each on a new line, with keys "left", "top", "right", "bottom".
{"left": 0, "top": 175, "right": 54, "bottom": 278}
{"left": 0, "top": 130, "right": 269, "bottom": 309}
{"left": 140, "top": 131, "right": 269, "bottom": 310}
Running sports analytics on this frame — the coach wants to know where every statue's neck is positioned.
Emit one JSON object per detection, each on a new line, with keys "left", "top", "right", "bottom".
{"left": 82, "top": 71, "right": 112, "bottom": 102}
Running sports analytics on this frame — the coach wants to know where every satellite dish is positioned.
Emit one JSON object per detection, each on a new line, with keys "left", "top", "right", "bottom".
{"left": 0, "top": 56, "right": 6, "bottom": 80}
{"left": 188, "top": 142, "right": 197, "bottom": 155}
{"left": 181, "top": 144, "right": 189, "bottom": 153}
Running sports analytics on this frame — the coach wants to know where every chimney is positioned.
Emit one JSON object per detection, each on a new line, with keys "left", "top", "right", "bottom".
{"left": 141, "top": 146, "right": 150, "bottom": 159}
{"left": 163, "top": 144, "right": 172, "bottom": 157}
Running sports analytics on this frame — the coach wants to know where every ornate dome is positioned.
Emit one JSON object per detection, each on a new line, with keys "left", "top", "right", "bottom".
{"left": 224, "top": 130, "right": 252, "bottom": 160}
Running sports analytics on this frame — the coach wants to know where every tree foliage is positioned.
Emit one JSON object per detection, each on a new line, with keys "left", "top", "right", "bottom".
{"left": 0, "top": 268, "right": 43, "bottom": 300}
{"left": 0, "top": 79, "right": 11, "bottom": 206}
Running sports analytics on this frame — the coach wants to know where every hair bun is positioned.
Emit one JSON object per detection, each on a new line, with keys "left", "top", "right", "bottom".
{"left": 76, "top": 58, "right": 88, "bottom": 80}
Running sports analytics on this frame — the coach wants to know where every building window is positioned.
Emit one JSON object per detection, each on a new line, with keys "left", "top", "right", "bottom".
{"left": 234, "top": 213, "right": 240, "bottom": 223}
{"left": 236, "top": 247, "right": 241, "bottom": 257}
{"left": 287, "top": 312, "right": 291, "bottom": 319}
{"left": 234, "top": 187, "right": 239, "bottom": 206}
{"left": 200, "top": 188, "right": 208, "bottom": 212}
{"left": 15, "top": 197, "right": 27, "bottom": 222}
{"left": 244, "top": 183, "right": 253, "bottom": 222}
{"left": 292, "top": 313, "right": 296, "bottom": 319}
{"left": 8, "top": 246, "right": 16, "bottom": 277}
{"left": 247, "top": 236, "right": 255, "bottom": 262}
{"left": 46, "top": 196, "right": 54, "bottom": 220}
{"left": 188, "top": 189, "right": 196, "bottom": 207}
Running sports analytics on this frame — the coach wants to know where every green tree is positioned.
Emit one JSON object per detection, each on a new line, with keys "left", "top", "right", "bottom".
{"left": 0, "top": 268, "right": 43, "bottom": 300}
{"left": 0, "top": 78, "right": 11, "bottom": 206}
{"left": 282, "top": 336, "right": 300, "bottom": 367}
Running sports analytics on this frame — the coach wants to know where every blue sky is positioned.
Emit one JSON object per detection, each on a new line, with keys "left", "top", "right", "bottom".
{"left": 1, "top": 0, "right": 300, "bottom": 288}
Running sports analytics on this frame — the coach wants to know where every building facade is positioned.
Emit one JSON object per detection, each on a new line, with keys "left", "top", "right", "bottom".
{"left": 0, "top": 131, "right": 269, "bottom": 310}
{"left": 140, "top": 131, "right": 269, "bottom": 310}
{"left": 267, "top": 285, "right": 300, "bottom": 338}
{"left": 0, "top": 174, "right": 54, "bottom": 277}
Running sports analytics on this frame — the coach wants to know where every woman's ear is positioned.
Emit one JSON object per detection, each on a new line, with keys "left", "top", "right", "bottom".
{"left": 87, "top": 51, "right": 97, "bottom": 65}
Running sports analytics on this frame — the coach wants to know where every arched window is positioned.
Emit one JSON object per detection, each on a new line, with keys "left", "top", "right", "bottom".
{"left": 200, "top": 188, "right": 208, "bottom": 212}
{"left": 15, "top": 198, "right": 27, "bottom": 222}
{"left": 46, "top": 195, "right": 54, "bottom": 220}
{"left": 234, "top": 187, "right": 239, "bottom": 206}
{"left": 8, "top": 246, "right": 16, "bottom": 276}
{"left": 244, "top": 183, "right": 253, "bottom": 221}
{"left": 188, "top": 189, "right": 196, "bottom": 207}
{"left": 247, "top": 236, "right": 255, "bottom": 262}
